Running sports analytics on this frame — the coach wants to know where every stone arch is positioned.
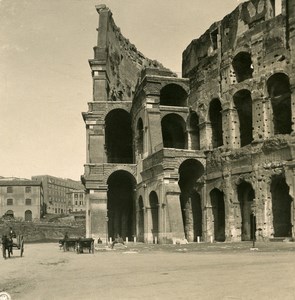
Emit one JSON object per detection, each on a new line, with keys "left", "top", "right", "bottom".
{"left": 161, "top": 113, "right": 186, "bottom": 149}
{"left": 187, "top": 111, "right": 200, "bottom": 150}
{"left": 160, "top": 83, "right": 188, "bottom": 106}
{"left": 149, "top": 191, "right": 159, "bottom": 243}
{"left": 232, "top": 52, "right": 253, "bottom": 83}
{"left": 25, "top": 210, "right": 32, "bottom": 221}
{"left": 209, "top": 98, "right": 223, "bottom": 148}
{"left": 270, "top": 174, "right": 293, "bottom": 237}
{"left": 178, "top": 159, "right": 204, "bottom": 241}
{"left": 209, "top": 188, "right": 225, "bottom": 242}
{"left": 107, "top": 170, "right": 136, "bottom": 241}
{"left": 267, "top": 73, "right": 292, "bottom": 135}
{"left": 237, "top": 181, "right": 256, "bottom": 241}
{"left": 105, "top": 109, "right": 133, "bottom": 163}
{"left": 233, "top": 89, "right": 253, "bottom": 146}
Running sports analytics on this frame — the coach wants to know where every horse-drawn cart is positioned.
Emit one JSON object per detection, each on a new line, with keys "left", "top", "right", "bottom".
{"left": 59, "top": 238, "right": 78, "bottom": 252}
{"left": 2, "top": 235, "right": 24, "bottom": 259}
{"left": 59, "top": 237, "right": 94, "bottom": 254}
{"left": 76, "top": 238, "right": 94, "bottom": 254}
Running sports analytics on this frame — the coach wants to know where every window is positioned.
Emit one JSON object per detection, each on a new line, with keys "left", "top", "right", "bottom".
{"left": 25, "top": 210, "right": 32, "bottom": 221}
{"left": 7, "top": 187, "right": 13, "bottom": 193}
{"left": 75, "top": 201, "right": 78, "bottom": 205}
{"left": 25, "top": 186, "right": 31, "bottom": 193}
{"left": 25, "top": 198, "right": 32, "bottom": 205}
{"left": 7, "top": 199, "right": 13, "bottom": 205}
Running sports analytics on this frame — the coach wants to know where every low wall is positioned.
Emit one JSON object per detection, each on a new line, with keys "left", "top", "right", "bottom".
{"left": 0, "top": 220, "right": 85, "bottom": 242}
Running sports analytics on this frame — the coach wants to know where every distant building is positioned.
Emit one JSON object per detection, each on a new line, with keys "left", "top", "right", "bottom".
{"left": 32, "top": 175, "right": 84, "bottom": 214}
{"left": 67, "top": 189, "right": 86, "bottom": 213}
{"left": 0, "top": 177, "right": 44, "bottom": 221}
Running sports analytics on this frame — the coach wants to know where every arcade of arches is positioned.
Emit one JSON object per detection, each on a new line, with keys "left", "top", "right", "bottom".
{"left": 83, "top": 1, "right": 295, "bottom": 244}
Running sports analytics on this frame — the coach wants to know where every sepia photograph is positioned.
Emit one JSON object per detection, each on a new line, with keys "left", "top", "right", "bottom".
{"left": 1, "top": 0, "right": 295, "bottom": 299}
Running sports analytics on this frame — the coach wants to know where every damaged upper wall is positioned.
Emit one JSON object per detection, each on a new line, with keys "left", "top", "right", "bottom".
{"left": 90, "top": 5, "right": 169, "bottom": 103}
{"left": 182, "top": 0, "right": 288, "bottom": 78}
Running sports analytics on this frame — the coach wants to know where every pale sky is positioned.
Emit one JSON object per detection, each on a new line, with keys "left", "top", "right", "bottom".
{"left": 0, "top": 0, "right": 243, "bottom": 181}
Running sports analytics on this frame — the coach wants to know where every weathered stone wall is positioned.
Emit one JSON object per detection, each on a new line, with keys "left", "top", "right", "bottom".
{"left": 182, "top": 0, "right": 295, "bottom": 241}
{"left": 83, "top": 0, "right": 295, "bottom": 244}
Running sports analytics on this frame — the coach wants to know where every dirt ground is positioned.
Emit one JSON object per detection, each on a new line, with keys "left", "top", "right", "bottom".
{"left": 1, "top": 241, "right": 295, "bottom": 300}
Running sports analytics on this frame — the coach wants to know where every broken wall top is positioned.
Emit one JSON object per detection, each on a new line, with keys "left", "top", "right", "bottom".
{"left": 182, "top": 0, "right": 285, "bottom": 77}
{"left": 92, "top": 5, "right": 172, "bottom": 102}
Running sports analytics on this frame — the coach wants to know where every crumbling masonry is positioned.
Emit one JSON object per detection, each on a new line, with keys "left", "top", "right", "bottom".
{"left": 82, "top": 0, "right": 295, "bottom": 243}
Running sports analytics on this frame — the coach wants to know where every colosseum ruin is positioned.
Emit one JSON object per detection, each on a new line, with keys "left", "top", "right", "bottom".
{"left": 82, "top": 0, "right": 295, "bottom": 244}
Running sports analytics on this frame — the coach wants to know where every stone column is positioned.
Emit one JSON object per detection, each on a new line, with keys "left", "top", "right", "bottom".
{"left": 199, "top": 121, "right": 212, "bottom": 150}
{"left": 86, "top": 186, "right": 108, "bottom": 243}
{"left": 285, "top": 160, "right": 295, "bottom": 238}
{"left": 262, "top": 97, "right": 273, "bottom": 138}
{"left": 222, "top": 106, "right": 240, "bottom": 149}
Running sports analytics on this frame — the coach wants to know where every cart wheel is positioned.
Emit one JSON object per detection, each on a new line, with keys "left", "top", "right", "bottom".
{"left": 20, "top": 237, "right": 24, "bottom": 257}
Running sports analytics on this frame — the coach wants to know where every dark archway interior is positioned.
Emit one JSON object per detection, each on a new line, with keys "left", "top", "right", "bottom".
{"left": 188, "top": 112, "right": 200, "bottom": 150}
{"left": 271, "top": 175, "right": 292, "bottom": 237}
{"left": 233, "top": 89, "right": 253, "bottom": 147}
{"left": 179, "top": 159, "right": 204, "bottom": 241}
{"left": 232, "top": 52, "right": 253, "bottom": 83}
{"left": 237, "top": 181, "right": 255, "bottom": 241}
{"left": 149, "top": 191, "right": 159, "bottom": 239}
{"left": 137, "top": 118, "right": 144, "bottom": 156}
{"left": 105, "top": 109, "right": 133, "bottom": 163}
{"left": 209, "top": 99, "right": 223, "bottom": 148}
{"left": 107, "top": 171, "right": 135, "bottom": 240}
{"left": 161, "top": 114, "right": 186, "bottom": 149}
{"left": 210, "top": 188, "right": 225, "bottom": 242}
{"left": 160, "top": 84, "right": 187, "bottom": 106}
{"left": 267, "top": 73, "right": 292, "bottom": 135}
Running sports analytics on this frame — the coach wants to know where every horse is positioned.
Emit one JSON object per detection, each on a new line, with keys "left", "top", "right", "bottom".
{"left": 2, "top": 235, "right": 13, "bottom": 259}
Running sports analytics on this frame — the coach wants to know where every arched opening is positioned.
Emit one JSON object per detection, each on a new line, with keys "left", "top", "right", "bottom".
{"left": 237, "top": 181, "right": 255, "bottom": 241}
{"left": 233, "top": 89, "right": 253, "bottom": 146}
{"left": 178, "top": 159, "right": 204, "bottom": 242}
{"left": 138, "top": 196, "right": 145, "bottom": 242}
{"left": 107, "top": 171, "right": 136, "bottom": 241}
{"left": 105, "top": 109, "right": 133, "bottom": 163}
{"left": 25, "top": 210, "right": 32, "bottom": 221}
{"left": 187, "top": 112, "right": 200, "bottom": 150}
{"left": 267, "top": 73, "right": 292, "bottom": 135}
{"left": 161, "top": 114, "right": 186, "bottom": 149}
{"left": 210, "top": 188, "right": 225, "bottom": 242}
{"left": 232, "top": 52, "right": 253, "bottom": 83}
{"left": 209, "top": 99, "right": 223, "bottom": 148}
{"left": 136, "top": 118, "right": 144, "bottom": 156}
{"left": 5, "top": 210, "right": 14, "bottom": 219}
{"left": 149, "top": 191, "right": 159, "bottom": 243}
{"left": 271, "top": 175, "right": 292, "bottom": 237}
{"left": 160, "top": 84, "right": 187, "bottom": 106}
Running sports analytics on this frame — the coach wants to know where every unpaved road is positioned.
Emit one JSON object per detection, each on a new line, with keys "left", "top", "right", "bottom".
{"left": 1, "top": 242, "right": 295, "bottom": 300}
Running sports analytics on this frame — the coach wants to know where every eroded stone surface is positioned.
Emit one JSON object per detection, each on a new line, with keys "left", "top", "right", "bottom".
{"left": 82, "top": 0, "right": 295, "bottom": 244}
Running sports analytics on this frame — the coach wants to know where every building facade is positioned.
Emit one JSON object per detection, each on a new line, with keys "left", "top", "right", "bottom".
{"left": 0, "top": 178, "right": 44, "bottom": 221}
{"left": 67, "top": 189, "right": 86, "bottom": 213}
{"left": 82, "top": 0, "right": 295, "bottom": 243}
{"left": 32, "top": 175, "right": 84, "bottom": 214}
